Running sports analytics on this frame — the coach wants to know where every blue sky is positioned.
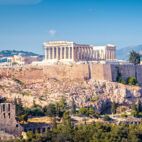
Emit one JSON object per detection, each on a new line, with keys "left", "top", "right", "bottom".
{"left": 0, "top": 0, "right": 142, "bottom": 54}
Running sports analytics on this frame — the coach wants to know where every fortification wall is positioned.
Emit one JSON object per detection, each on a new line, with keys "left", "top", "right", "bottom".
{"left": 42, "top": 64, "right": 89, "bottom": 80}
{"left": 90, "top": 64, "right": 112, "bottom": 81}
{"left": 111, "top": 64, "right": 135, "bottom": 81}
{"left": 136, "top": 65, "right": 142, "bottom": 84}
{"left": 0, "top": 63, "right": 142, "bottom": 84}
{"left": 110, "top": 64, "right": 142, "bottom": 84}
{"left": 0, "top": 64, "right": 89, "bottom": 83}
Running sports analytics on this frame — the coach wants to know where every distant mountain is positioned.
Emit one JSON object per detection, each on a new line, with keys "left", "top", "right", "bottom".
{"left": 0, "top": 50, "right": 42, "bottom": 58}
{"left": 117, "top": 45, "right": 142, "bottom": 60}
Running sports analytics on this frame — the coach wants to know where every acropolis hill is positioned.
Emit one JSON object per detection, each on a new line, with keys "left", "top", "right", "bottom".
{"left": 0, "top": 40, "right": 141, "bottom": 84}
{"left": 0, "top": 64, "right": 142, "bottom": 114}
{"left": 0, "top": 40, "right": 142, "bottom": 112}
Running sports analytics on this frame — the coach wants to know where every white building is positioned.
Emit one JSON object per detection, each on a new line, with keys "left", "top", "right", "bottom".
{"left": 43, "top": 41, "right": 116, "bottom": 63}
{"left": 92, "top": 44, "right": 116, "bottom": 60}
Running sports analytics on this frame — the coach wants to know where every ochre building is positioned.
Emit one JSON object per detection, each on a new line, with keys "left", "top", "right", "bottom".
{"left": 43, "top": 41, "right": 116, "bottom": 62}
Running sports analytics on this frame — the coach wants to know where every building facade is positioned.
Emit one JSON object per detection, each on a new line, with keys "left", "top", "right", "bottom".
{"left": 43, "top": 41, "right": 116, "bottom": 63}
{"left": 92, "top": 44, "right": 116, "bottom": 60}
{"left": 0, "top": 103, "right": 23, "bottom": 136}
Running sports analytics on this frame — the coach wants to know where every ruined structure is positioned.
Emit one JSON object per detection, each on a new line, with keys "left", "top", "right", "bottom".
{"left": 23, "top": 123, "right": 51, "bottom": 134}
{"left": 43, "top": 41, "right": 116, "bottom": 62}
{"left": 0, "top": 103, "right": 23, "bottom": 137}
{"left": 0, "top": 102, "right": 52, "bottom": 140}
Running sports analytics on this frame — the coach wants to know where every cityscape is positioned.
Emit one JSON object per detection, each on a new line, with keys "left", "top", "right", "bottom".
{"left": 0, "top": 0, "right": 142, "bottom": 142}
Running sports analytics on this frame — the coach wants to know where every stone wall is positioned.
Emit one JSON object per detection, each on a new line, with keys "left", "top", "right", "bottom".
{"left": 0, "top": 103, "right": 23, "bottom": 136}
{"left": 0, "top": 63, "right": 142, "bottom": 84}
{"left": 90, "top": 63, "right": 112, "bottom": 81}
{"left": 136, "top": 65, "right": 142, "bottom": 84}
{"left": 110, "top": 64, "right": 142, "bottom": 85}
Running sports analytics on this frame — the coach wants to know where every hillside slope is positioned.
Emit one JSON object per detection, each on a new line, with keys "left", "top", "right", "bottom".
{"left": 0, "top": 50, "right": 41, "bottom": 57}
{"left": 117, "top": 45, "right": 142, "bottom": 60}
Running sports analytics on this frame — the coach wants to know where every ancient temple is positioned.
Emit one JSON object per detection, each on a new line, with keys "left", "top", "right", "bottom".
{"left": 43, "top": 41, "right": 116, "bottom": 62}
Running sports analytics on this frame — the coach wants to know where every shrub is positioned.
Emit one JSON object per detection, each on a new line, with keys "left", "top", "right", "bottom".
{"left": 103, "top": 115, "right": 111, "bottom": 121}
{"left": 127, "top": 77, "right": 137, "bottom": 85}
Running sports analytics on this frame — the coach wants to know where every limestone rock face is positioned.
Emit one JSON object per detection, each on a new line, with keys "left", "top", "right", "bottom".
{"left": 0, "top": 76, "right": 142, "bottom": 113}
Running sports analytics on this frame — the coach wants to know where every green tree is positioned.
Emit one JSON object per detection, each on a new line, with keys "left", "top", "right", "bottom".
{"left": 57, "top": 97, "right": 67, "bottom": 117}
{"left": 127, "top": 77, "right": 137, "bottom": 85}
{"left": 43, "top": 103, "right": 57, "bottom": 117}
{"left": 26, "top": 106, "right": 44, "bottom": 117}
{"left": 52, "top": 117, "right": 57, "bottom": 129}
{"left": 103, "top": 115, "right": 111, "bottom": 121}
{"left": 63, "top": 111, "right": 72, "bottom": 127}
{"left": 14, "top": 98, "right": 25, "bottom": 116}
{"left": 129, "top": 50, "right": 140, "bottom": 65}
{"left": 79, "top": 107, "right": 88, "bottom": 116}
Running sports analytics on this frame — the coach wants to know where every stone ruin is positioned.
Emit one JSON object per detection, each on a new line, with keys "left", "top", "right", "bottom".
{"left": 0, "top": 103, "right": 23, "bottom": 137}
{"left": 0, "top": 102, "right": 52, "bottom": 140}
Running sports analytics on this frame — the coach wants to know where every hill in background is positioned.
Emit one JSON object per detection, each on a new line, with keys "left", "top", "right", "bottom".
{"left": 117, "top": 45, "right": 142, "bottom": 60}
{"left": 0, "top": 50, "right": 42, "bottom": 57}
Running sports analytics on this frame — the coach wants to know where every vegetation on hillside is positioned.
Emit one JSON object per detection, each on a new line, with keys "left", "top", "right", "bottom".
{"left": 11, "top": 120, "right": 142, "bottom": 142}
{"left": 129, "top": 50, "right": 141, "bottom": 65}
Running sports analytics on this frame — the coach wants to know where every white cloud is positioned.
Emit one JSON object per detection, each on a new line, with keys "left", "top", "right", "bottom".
{"left": 0, "top": 0, "right": 43, "bottom": 5}
{"left": 48, "top": 29, "right": 57, "bottom": 36}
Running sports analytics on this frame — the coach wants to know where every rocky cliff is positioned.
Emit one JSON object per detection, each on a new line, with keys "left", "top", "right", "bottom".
{"left": 0, "top": 74, "right": 142, "bottom": 113}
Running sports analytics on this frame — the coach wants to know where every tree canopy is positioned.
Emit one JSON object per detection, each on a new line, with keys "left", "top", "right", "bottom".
{"left": 129, "top": 50, "right": 141, "bottom": 65}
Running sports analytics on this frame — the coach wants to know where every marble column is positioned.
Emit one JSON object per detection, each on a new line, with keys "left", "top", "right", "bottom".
{"left": 45, "top": 48, "right": 47, "bottom": 60}
{"left": 56, "top": 47, "right": 58, "bottom": 60}
{"left": 106, "top": 50, "right": 109, "bottom": 59}
{"left": 66, "top": 47, "right": 68, "bottom": 59}
{"left": 64, "top": 47, "right": 66, "bottom": 59}
{"left": 72, "top": 47, "right": 74, "bottom": 61}
{"left": 114, "top": 50, "right": 116, "bottom": 59}
{"left": 58, "top": 47, "right": 61, "bottom": 60}
{"left": 52, "top": 47, "right": 54, "bottom": 59}
{"left": 109, "top": 50, "right": 111, "bottom": 59}
{"left": 80, "top": 47, "right": 82, "bottom": 60}
{"left": 48, "top": 48, "right": 50, "bottom": 59}
{"left": 60, "top": 47, "right": 62, "bottom": 59}
{"left": 51, "top": 48, "right": 53, "bottom": 59}
{"left": 68, "top": 47, "right": 69, "bottom": 59}
{"left": 62, "top": 47, "right": 64, "bottom": 59}
{"left": 111, "top": 50, "right": 112, "bottom": 59}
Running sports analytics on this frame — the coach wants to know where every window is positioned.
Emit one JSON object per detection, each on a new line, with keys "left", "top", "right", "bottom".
{"left": 8, "top": 104, "right": 10, "bottom": 111}
{"left": 3, "top": 104, "right": 5, "bottom": 111}
{"left": 42, "top": 128, "right": 46, "bottom": 133}
{"left": 33, "top": 129, "right": 36, "bottom": 134}
{"left": 8, "top": 113, "right": 10, "bottom": 118}
{"left": 3, "top": 113, "right": 5, "bottom": 118}
{"left": 37, "top": 128, "right": 41, "bottom": 133}
{"left": 16, "top": 124, "right": 19, "bottom": 128}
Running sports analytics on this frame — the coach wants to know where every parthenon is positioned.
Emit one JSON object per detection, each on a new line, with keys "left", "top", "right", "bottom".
{"left": 43, "top": 41, "right": 116, "bottom": 62}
